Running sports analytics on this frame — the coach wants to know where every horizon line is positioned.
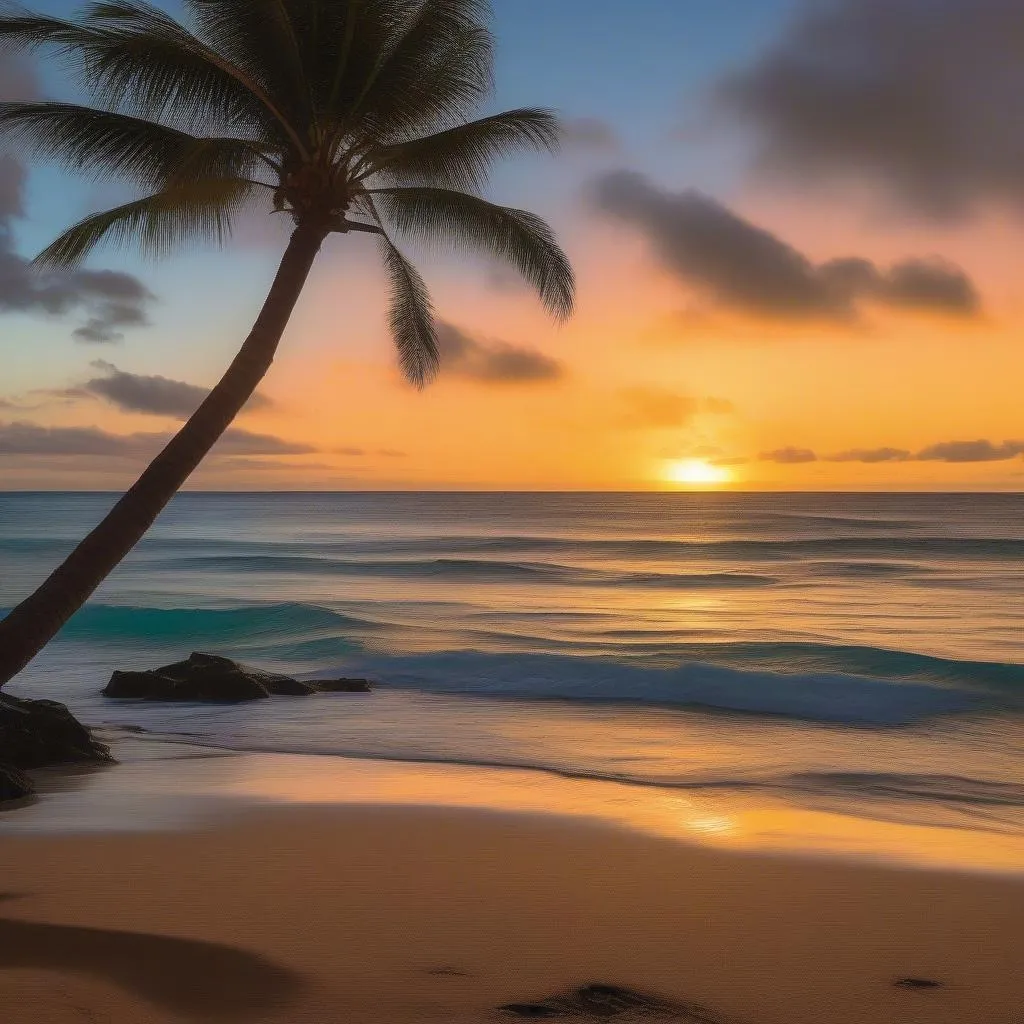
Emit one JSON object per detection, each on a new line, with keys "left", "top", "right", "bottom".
{"left": 2, "top": 488, "right": 1023, "bottom": 496}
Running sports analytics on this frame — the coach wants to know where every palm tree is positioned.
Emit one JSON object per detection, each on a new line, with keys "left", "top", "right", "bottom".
{"left": 0, "top": 0, "right": 574, "bottom": 687}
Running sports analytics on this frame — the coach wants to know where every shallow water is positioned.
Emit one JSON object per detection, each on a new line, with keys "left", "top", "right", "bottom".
{"left": 3, "top": 491, "right": 1023, "bottom": 846}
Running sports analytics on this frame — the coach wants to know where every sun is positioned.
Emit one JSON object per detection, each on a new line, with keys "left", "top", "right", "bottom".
{"left": 664, "top": 459, "right": 733, "bottom": 487}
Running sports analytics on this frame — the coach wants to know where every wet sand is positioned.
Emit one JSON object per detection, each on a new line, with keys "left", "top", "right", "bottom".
{"left": 0, "top": 742, "right": 1021, "bottom": 1023}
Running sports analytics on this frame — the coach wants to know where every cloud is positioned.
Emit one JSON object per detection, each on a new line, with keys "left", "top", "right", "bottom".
{"left": 620, "top": 387, "right": 733, "bottom": 429}
{"left": 827, "top": 447, "right": 912, "bottom": 463}
{"left": 0, "top": 422, "right": 142, "bottom": 457}
{"left": 58, "top": 360, "right": 272, "bottom": 418}
{"left": 590, "top": 172, "right": 981, "bottom": 320}
{"left": 760, "top": 447, "right": 818, "bottom": 464}
{"left": 0, "top": 64, "right": 155, "bottom": 343}
{"left": 436, "top": 321, "right": 565, "bottom": 384}
{"left": 755, "top": 439, "right": 1024, "bottom": 465}
{"left": 562, "top": 118, "right": 621, "bottom": 153}
{"left": 207, "top": 458, "right": 338, "bottom": 472}
{"left": 716, "top": 0, "right": 1024, "bottom": 218}
{"left": 915, "top": 439, "right": 1024, "bottom": 463}
{"left": 212, "top": 429, "right": 315, "bottom": 457}
{"left": 0, "top": 422, "right": 315, "bottom": 457}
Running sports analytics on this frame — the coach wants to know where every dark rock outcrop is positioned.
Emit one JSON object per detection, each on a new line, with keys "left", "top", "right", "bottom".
{"left": 315, "top": 677, "right": 374, "bottom": 693}
{"left": 0, "top": 763, "right": 33, "bottom": 802}
{"left": 103, "top": 653, "right": 373, "bottom": 703}
{"left": 1, "top": 695, "right": 114, "bottom": 768}
{"left": 0, "top": 693, "right": 115, "bottom": 805}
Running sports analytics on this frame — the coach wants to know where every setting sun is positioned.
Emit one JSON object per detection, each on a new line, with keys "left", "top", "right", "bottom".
{"left": 664, "top": 459, "right": 733, "bottom": 486}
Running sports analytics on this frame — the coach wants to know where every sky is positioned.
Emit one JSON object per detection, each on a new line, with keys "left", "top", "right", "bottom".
{"left": 2, "top": 0, "right": 1024, "bottom": 491}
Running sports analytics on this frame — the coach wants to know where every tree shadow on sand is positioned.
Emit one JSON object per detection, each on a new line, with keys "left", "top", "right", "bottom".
{"left": 0, "top": 909, "right": 304, "bottom": 1019}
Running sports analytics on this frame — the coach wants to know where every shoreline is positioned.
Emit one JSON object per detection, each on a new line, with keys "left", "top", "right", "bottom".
{"left": 8, "top": 732, "right": 1024, "bottom": 875}
{"left": 1, "top": 740, "right": 1023, "bottom": 1022}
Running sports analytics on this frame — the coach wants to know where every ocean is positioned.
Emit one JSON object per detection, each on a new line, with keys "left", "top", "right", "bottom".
{"left": 2, "top": 491, "right": 1023, "bottom": 845}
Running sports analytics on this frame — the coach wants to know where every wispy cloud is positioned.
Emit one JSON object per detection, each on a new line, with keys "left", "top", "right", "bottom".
{"left": 437, "top": 321, "right": 565, "bottom": 384}
{"left": 0, "top": 63, "right": 156, "bottom": 343}
{"left": 620, "top": 387, "right": 733, "bottom": 429}
{"left": 716, "top": 0, "right": 1024, "bottom": 218}
{"left": 590, "top": 171, "right": 980, "bottom": 320}
{"left": 759, "top": 446, "right": 818, "bottom": 464}
{"left": 0, "top": 422, "right": 315, "bottom": 458}
{"left": 561, "top": 118, "right": 621, "bottom": 154}
{"left": 756, "top": 440, "right": 1024, "bottom": 465}
{"left": 49, "top": 361, "right": 272, "bottom": 419}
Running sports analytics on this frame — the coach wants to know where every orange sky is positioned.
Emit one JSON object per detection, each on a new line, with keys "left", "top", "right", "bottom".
{"left": 2, "top": 0, "right": 1023, "bottom": 491}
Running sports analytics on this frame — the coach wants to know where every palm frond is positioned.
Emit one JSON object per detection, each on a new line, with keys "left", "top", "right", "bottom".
{"left": 367, "top": 107, "right": 560, "bottom": 190}
{"left": 342, "top": 0, "right": 494, "bottom": 140}
{"left": 181, "top": 0, "right": 314, "bottom": 140}
{"left": 377, "top": 231, "right": 439, "bottom": 387}
{"left": 0, "top": 3, "right": 294, "bottom": 147}
{"left": 34, "top": 177, "right": 258, "bottom": 267}
{"left": 0, "top": 101, "right": 265, "bottom": 189}
{"left": 371, "top": 185, "right": 575, "bottom": 320}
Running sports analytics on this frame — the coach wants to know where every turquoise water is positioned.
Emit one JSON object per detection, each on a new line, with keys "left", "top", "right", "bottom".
{"left": 2, "top": 491, "right": 1023, "bottom": 836}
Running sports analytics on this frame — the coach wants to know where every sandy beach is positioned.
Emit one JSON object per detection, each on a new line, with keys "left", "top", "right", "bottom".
{"left": 0, "top": 739, "right": 1021, "bottom": 1024}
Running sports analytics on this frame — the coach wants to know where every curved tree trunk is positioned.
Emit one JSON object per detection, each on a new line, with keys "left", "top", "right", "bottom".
{"left": 0, "top": 222, "right": 328, "bottom": 687}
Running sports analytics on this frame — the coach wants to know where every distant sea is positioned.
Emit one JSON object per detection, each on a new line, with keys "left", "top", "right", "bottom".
{"left": 2, "top": 491, "right": 1023, "bottom": 839}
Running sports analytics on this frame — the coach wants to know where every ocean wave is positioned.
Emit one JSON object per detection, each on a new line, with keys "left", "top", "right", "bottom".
{"left": 113, "top": 533, "right": 1024, "bottom": 564}
{"left": 39, "top": 602, "right": 386, "bottom": 644}
{"left": 306, "top": 650, "right": 986, "bottom": 725}
{"left": 19, "top": 602, "right": 1021, "bottom": 696}
{"left": 800, "top": 560, "right": 932, "bottom": 578}
{"left": 152, "top": 555, "right": 781, "bottom": 589}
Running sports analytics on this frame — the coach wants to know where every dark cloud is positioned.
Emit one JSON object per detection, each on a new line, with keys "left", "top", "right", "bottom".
{"left": 590, "top": 172, "right": 980, "bottom": 320}
{"left": 756, "top": 439, "right": 1024, "bottom": 465}
{"left": 0, "top": 422, "right": 315, "bottom": 457}
{"left": 827, "top": 447, "right": 912, "bottom": 463}
{"left": 717, "top": 0, "right": 1024, "bottom": 218}
{"left": 760, "top": 447, "right": 818, "bottom": 464}
{"left": 0, "top": 63, "right": 155, "bottom": 343}
{"left": 58, "top": 360, "right": 272, "bottom": 418}
{"left": 915, "top": 439, "right": 1024, "bottom": 463}
{"left": 562, "top": 118, "right": 621, "bottom": 153}
{"left": 0, "top": 422, "right": 142, "bottom": 457}
{"left": 620, "top": 387, "right": 733, "bottom": 429}
{"left": 213, "top": 429, "right": 315, "bottom": 457}
{"left": 207, "top": 457, "right": 338, "bottom": 472}
{"left": 436, "top": 321, "right": 565, "bottom": 384}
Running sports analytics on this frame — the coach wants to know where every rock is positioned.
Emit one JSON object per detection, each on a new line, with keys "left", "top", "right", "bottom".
{"left": 0, "top": 763, "right": 33, "bottom": 802}
{"left": 0, "top": 694, "right": 115, "bottom": 805}
{"left": 894, "top": 978, "right": 943, "bottom": 990}
{"left": 103, "top": 653, "right": 373, "bottom": 702}
{"left": 0, "top": 694, "right": 114, "bottom": 768}
{"left": 316, "top": 678, "right": 373, "bottom": 693}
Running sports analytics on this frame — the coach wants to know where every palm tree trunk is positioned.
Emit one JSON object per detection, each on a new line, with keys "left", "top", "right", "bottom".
{"left": 0, "top": 222, "right": 328, "bottom": 687}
